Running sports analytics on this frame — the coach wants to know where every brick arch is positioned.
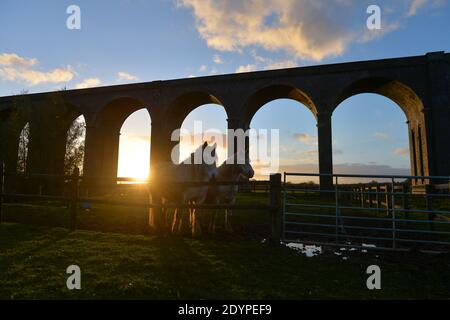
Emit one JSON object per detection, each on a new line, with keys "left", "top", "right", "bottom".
{"left": 95, "top": 96, "right": 150, "bottom": 132}
{"left": 332, "top": 77, "right": 424, "bottom": 122}
{"left": 241, "top": 84, "right": 317, "bottom": 128}
{"left": 164, "top": 91, "right": 227, "bottom": 132}
{"left": 332, "top": 77, "right": 427, "bottom": 180}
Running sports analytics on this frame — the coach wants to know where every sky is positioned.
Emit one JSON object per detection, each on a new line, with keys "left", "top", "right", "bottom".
{"left": 1, "top": 0, "right": 449, "bottom": 179}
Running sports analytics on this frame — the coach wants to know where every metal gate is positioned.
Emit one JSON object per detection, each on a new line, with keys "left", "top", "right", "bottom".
{"left": 282, "top": 173, "right": 450, "bottom": 252}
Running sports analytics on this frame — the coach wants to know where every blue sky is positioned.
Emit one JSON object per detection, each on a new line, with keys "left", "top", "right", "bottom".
{"left": 1, "top": 0, "right": 449, "bottom": 178}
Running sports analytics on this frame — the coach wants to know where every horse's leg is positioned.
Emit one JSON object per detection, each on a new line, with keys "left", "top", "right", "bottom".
{"left": 149, "top": 192, "right": 164, "bottom": 233}
{"left": 209, "top": 201, "right": 219, "bottom": 234}
{"left": 192, "top": 205, "right": 203, "bottom": 237}
{"left": 178, "top": 205, "right": 190, "bottom": 235}
{"left": 171, "top": 208, "right": 179, "bottom": 234}
{"left": 224, "top": 209, "right": 229, "bottom": 232}
{"left": 225, "top": 208, "right": 234, "bottom": 233}
{"left": 191, "top": 205, "right": 196, "bottom": 237}
{"left": 208, "top": 211, "right": 215, "bottom": 234}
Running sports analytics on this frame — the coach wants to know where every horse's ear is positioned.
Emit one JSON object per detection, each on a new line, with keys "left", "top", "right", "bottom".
{"left": 202, "top": 141, "right": 208, "bottom": 150}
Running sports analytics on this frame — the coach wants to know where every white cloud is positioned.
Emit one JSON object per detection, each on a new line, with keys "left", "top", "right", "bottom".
{"left": 179, "top": 0, "right": 355, "bottom": 61}
{"left": 0, "top": 53, "right": 37, "bottom": 68}
{"left": 407, "top": 0, "right": 446, "bottom": 16}
{"left": 74, "top": 78, "right": 102, "bottom": 89}
{"left": 264, "top": 59, "right": 298, "bottom": 70}
{"left": 178, "top": 0, "right": 444, "bottom": 62}
{"left": 213, "top": 54, "right": 223, "bottom": 64}
{"left": 407, "top": 0, "right": 428, "bottom": 16}
{"left": 235, "top": 64, "right": 258, "bottom": 73}
{"left": 373, "top": 132, "right": 390, "bottom": 139}
{"left": 0, "top": 66, "right": 74, "bottom": 86}
{"left": 293, "top": 133, "right": 318, "bottom": 146}
{"left": 393, "top": 148, "right": 409, "bottom": 156}
{"left": 0, "top": 52, "right": 74, "bottom": 86}
{"left": 359, "top": 22, "right": 401, "bottom": 43}
{"left": 117, "top": 71, "right": 138, "bottom": 82}
{"left": 199, "top": 64, "right": 207, "bottom": 72}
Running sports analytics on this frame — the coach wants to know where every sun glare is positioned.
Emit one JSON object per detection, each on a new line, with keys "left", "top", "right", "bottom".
{"left": 118, "top": 135, "right": 150, "bottom": 180}
{"left": 117, "top": 109, "right": 151, "bottom": 181}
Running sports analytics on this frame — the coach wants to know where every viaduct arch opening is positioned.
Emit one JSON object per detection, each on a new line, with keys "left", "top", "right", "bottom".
{"left": 179, "top": 104, "right": 228, "bottom": 165}
{"left": 244, "top": 85, "right": 318, "bottom": 182}
{"left": 84, "top": 97, "right": 149, "bottom": 182}
{"left": 118, "top": 109, "right": 151, "bottom": 180}
{"left": 333, "top": 78, "right": 426, "bottom": 184}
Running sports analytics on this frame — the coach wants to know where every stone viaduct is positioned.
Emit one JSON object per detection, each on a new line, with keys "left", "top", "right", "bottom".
{"left": 0, "top": 51, "right": 449, "bottom": 191}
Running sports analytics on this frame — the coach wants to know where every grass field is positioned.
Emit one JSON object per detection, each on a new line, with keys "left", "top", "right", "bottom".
{"left": 1, "top": 222, "right": 450, "bottom": 299}
{"left": 1, "top": 191, "right": 450, "bottom": 299}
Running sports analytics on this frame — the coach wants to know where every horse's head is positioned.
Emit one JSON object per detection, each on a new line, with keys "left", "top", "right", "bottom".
{"left": 229, "top": 149, "right": 255, "bottom": 180}
{"left": 192, "top": 141, "right": 218, "bottom": 182}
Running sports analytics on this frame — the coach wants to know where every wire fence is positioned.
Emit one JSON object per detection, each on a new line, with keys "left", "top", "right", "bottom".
{"left": 0, "top": 165, "right": 281, "bottom": 239}
{"left": 283, "top": 172, "right": 450, "bottom": 252}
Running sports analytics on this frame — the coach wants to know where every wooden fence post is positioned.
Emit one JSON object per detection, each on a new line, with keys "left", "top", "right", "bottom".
{"left": 376, "top": 185, "right": 381, "bottom": 209}
{"left": 69, "top": 168, "right": 80, "bottom": 230}
{"left": 270, "top": 173, "right": 282, "bottom": 244}
{"left": 385, "top": 184, "right": 391, "bottom": 216}
{"left": 0, "top": 162, "right": 5, "bottom": 224}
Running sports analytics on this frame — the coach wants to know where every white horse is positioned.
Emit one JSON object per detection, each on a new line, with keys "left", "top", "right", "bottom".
{"left": 148, "top": 142, "right": 217, "bottom": 236}
{"left": 207, "top": 151, "right": 255, "bottom": 233}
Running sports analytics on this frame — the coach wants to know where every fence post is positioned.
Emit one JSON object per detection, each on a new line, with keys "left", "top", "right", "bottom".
{"left": 376, "top": 185, "right": 381, "bottom": 209}
{"left": 335, "top": 176, "right": 340, "bottom": 245}
{"left": 402, "top": 184, "right": 409, "bottom": 220}
{"left": 425, "top": 185, "right": 435, "bottom": 231}
{"left": 385, "top": 184, "right": 391, "bottom": 216}
{"left": 391, "top": 178, "right": 396, "bottom": 249}
{"left": 270, "top": 173, "right": 282, "bottom": 244}
{"left": 0, "top": 162, "right": 5, "bottom": 224}
{"left": 69, "top": 168, "right": 80, "bottom": 230}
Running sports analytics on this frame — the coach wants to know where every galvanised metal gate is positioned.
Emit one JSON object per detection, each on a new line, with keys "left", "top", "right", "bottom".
{"left": 282, "top": 173, "right": 450, "bottom": 252}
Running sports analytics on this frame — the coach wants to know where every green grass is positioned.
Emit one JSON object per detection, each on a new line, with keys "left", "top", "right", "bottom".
{"left": 1, "top": 190, "right": 450, "bottom": 299}
{"left": 1, "top": 222, "right": 450, "bottom": 299}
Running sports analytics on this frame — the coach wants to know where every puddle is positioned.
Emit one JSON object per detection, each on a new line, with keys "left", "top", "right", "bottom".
{"left": 285, "top": 242, "right": 323, "bottom": 257}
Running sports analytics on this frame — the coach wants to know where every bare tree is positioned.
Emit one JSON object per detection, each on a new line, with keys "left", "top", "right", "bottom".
{"left": 64, "top": 117, "right": 86, "bottom": 175}
{"left": 17, "top": 123, "right": 30, "bottom": 173}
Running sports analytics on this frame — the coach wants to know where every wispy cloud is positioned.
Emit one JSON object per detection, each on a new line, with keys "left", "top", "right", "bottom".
{"left": 293, "top": 133, "right": 318, "bottom": 146}
{"left": 117, "top": 71, "right": 138, "bottom": 82}
{"left": 75, "top": 77, "right": 102, "bottom": 89}
{"left": 373, "top": 132, "right": 390, "bottom": 139}
{"left": 407, "top": 0, "right": 446, "bottom": 16}
{"left": 235, "top": 64, "right": 258, "bottom": 73}
{"left": 393, "top": 147, "right": 409, "bottom": 156}
{"left": 213, "top": 54, "right": 223, "bottom": 64}
{"left": 0, "top": 53, "right": 37, "bottom": 68}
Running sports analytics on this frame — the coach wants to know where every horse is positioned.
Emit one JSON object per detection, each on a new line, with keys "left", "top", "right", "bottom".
{"left": 148, "top": 141, "right": 217, "bottom": 236}
{"left": 207, "top": 150, "right": 255, "bottom": 233}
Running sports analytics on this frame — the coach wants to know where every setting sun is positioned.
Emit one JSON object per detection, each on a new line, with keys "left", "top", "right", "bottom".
{"left": 117, "top": 133, "right": 150, "bottom": 180}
